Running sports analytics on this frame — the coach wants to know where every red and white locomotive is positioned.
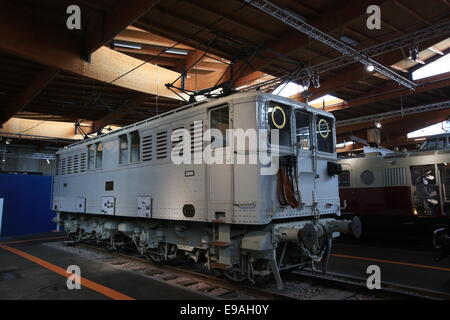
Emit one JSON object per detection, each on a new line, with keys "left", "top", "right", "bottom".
{"left": 338, "top": 134, "right": 450, "bottom": 240}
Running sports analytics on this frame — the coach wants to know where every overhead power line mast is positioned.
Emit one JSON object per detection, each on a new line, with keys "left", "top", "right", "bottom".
{"left": 241, "top": 0, "right": 417, "bottom": 90}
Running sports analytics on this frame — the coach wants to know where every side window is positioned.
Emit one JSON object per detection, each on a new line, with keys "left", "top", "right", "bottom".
{"left": 316, "top": 116, "right": 334, "bottom": 153}
{"left": 95, "top": 142, "right": 103, "bottom": 169}
{"left": 88, "top": 144, "right": 95, "bottom": 169}
{"left": 422, "top": 139, "right": 437, "bottom": 150}
{"left": 339, "top": 170, "right": 351, "bottom": 188}
{"left": 438, "top": 138, "right": 446, "bottom": 149}
{"left": 119, "top": 134, "right": 129, "bottom": 164}
{"left": 295, "top": 110, "right": 311, "bottom": 150}
{"left": 130, "top": 131, "right": 140, "bottom": 162}
{"left": 268, "top": 102, "right": 291, "bottom": 147}
{"left": 210, "top": 105, "right": 229, "bottom": 148}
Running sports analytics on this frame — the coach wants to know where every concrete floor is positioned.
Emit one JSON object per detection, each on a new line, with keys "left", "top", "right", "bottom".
{"left": 329, "top": 240, "right": 450, "bottom": 294}
{"left": 2, "top": 233, "right": 450, "bottom": 299}
{"left": 0, "top": 233, "right": 210, "bottom": 300}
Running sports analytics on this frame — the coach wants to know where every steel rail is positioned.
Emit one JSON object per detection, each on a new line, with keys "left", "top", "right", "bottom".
{"left": 293, "top": 270, "right": 450, "bottom": 300}
{"left": 74, "top": 242, "right": 295, "bottom": 300}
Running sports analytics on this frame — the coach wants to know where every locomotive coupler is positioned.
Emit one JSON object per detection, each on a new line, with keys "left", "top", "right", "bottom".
{"left": 275, "top": 216, "right": 362, "bottom": 247}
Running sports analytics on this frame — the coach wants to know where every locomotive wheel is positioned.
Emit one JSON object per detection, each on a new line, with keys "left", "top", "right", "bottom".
{"left": 221, "top": 269, "right": 246, "bottom": 283}
{"left": 147, "top": 246, "right": 165, "bottom": 264}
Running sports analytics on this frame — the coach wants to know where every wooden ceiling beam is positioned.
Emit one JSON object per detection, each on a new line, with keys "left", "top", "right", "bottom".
{"left": 175, "top": 50, "right": 206, "bottom": 74}
{"left": 296, "top": 36, "right": 450, "bottom": 101}
{"left": 409, "top": 47, "right": 450, "bottom": 73}
{"left": 114, "top": 46, "right": 186, "bottom": 59}
{"left": 93, "top": 93, "right": 149, "bottom": 131}
{"left": 230, "top": 0, "right": 388, "bottom": 87}
{"left": 187, "top": 2, "right": 278, "bottom": 38}
{"left": 325, "top": 72, "right": 450, "bottom": 112}
{"left": 336, "top": 106, "right": 450, "bottom": 135}
{"left": 86, "top": 0, "right": 161, "bottom": 55}
{"left": 0, "top": 1, "right": 184, "bottom": 100}
{"left": 392, "top": 0, "right": 431, "bottom": 26}
{"left": 0, "top": 67, "right": 59, "bottom": 125}
{"left": 115, "top": 29, "right": 194, "bottom": 50}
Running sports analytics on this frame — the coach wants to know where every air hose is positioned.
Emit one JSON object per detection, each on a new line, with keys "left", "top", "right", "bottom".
{"left": 276, "top": 156, "right": 300, "bottom": 208}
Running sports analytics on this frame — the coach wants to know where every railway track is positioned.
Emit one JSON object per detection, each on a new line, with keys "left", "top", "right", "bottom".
{"left": 66, "top": 242, "right": 295, "bottom": 300}
{"left": 291, "top": 270, "right": 450, "bottom": 300}
{"left": 51, "top": 241, "right": 449, "bottom": 300}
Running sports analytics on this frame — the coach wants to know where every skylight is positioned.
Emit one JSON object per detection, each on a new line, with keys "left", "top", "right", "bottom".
{"left": 272, "top": 82, "right": 305, "bottom": 97}
{"left": 408, "top": 121, "right": 450, "bottom": 139}
{"left": 412, "top": 53, "right": 450, "bottom": 80}
{"left": 309, "top": 94, "right": 344, "bottom": 108}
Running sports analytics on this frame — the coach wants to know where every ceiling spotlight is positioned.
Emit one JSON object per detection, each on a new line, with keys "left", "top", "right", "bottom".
{"left": 301, "top": 78, "right": 311, "bottom": 90}
{"left": 46, "top": 159, "right": 50, "bottom": 164}
{"left": 366, "top": 65, "right": 375, "bottom": 72}
{"left": 409, "top": 46, "right": 420, "bottom": 62}
{"left": 311, "top": 75, "right": 320, "bottom": 89}
{"left": 5, "top": 139, "right": 11, "bottom": 145}
{"left": 375, "top": 121, "right": 382, "bottom": 129}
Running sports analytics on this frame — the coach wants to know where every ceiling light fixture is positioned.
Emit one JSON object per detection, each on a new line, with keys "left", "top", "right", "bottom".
{"left": 113, "top": 41, "right": 142, "bottom": 50}
{"left": 340, "top": 35, "right": 359, "bottom": 47}
{"left": 375, "top": 121, "right": 382, "bottom": 129}
{"left": 428, "top": 47, "right": 444, "bottom": 55}
{"left": 235, "top": 85, "right": 248, "bottom": 91}
{"left": 366, "top": 64, "right": 375, "bottom": 72}
{"left": 165, "top": 48, "right": 189, "bottom": 55}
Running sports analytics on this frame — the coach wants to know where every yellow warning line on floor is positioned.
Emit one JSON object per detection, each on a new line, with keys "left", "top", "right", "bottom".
{"left": 332, "top": 253, "right": 450, "bottom": 272}
{"left": 0, "top": 236, "right": 68, "bottom": 245}
{"left": 0, "top": 244, "right": 135, "bottom": 300}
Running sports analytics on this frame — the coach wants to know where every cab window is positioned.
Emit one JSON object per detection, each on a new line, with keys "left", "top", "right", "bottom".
{"left": 130, "top": 131, "right": 140, "bottom": 162}
{"left": 119, "top": 134, "right": 129, "bottom": 164}
{"left": 316, "top": 116, "right": 334, "bottom": 153}
{"left": 295, "top": 110, "right": 311, "bottom": 150}
{"left": 95, "top": 142, "right": 103, "bottom": 168}
{"left": 268, "top": 102, "right": 291, "bottom": 147}
{"left": 87, "top": 144, "right": 95, "bottom": 169}
{"left": 210, "top": 105, "right": 229, "bottom": 148}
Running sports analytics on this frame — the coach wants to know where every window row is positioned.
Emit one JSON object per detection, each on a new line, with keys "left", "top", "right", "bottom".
{"left": 268, "top": 103, "right": 335, "bottom": 153}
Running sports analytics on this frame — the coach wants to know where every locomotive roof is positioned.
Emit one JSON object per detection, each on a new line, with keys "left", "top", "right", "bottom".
{"left": 58, "top": 91, "right": 334, "bottom": 153}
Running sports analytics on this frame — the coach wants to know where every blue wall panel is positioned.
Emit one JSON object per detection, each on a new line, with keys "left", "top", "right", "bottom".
{"left": 0, "top": 174, "right": 55, "bottom": 238}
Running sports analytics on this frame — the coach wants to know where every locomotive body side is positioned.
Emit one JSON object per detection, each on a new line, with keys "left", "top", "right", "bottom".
{"left": 53, "top": 92, "right": 357, "bottom": 288}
